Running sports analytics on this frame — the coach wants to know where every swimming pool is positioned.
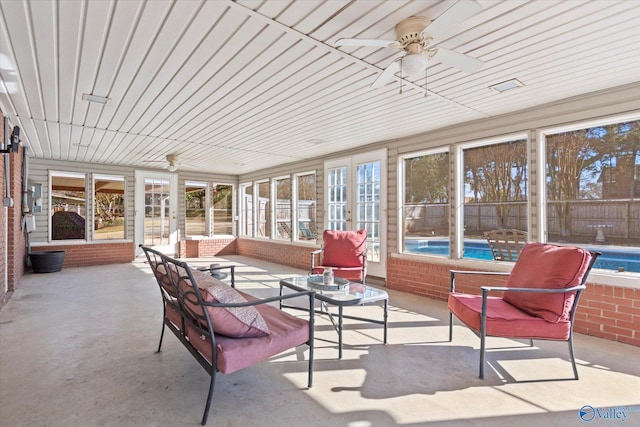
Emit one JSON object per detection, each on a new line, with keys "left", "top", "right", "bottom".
{"left": 404, "top": 240, "right": 640, "bottom": 273}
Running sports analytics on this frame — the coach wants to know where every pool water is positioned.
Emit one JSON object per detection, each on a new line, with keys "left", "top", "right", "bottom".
{"left": 404, "top": 240, "right": 640, "bottom": 273}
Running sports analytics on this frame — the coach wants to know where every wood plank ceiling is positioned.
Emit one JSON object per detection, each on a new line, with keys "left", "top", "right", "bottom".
{"left": 0, "top": 0, "right": 638, "bottom": 174}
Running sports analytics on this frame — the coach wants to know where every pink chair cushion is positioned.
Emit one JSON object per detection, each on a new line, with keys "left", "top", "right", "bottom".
{"left": 186, "top": 292, "right": 310, "bottom": 374}
{"left": 321, "top": 229, "right": 367, "bottom": 267}
{"left": 181, "top": 269, "right": 270, "bottom": 338}
{"left": 448, "top": 292, "right": 571, "bottom": 340}
{"left": 503, "top": 243, "right": 594, "bottom": 323}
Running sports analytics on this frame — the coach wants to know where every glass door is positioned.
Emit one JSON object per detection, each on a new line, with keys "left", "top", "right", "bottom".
{"left": 324, "top": 149, "right": 386, "bottom": 278}
{"left": 135, "top": 170, "right": 178, "bottom": 255}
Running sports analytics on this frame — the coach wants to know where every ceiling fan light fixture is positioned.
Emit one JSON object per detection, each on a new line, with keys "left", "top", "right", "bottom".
{"left": 401, "top": 53, "right": 428, "bottom": 76}
{"left": 166, "top": 154, "right": 179, "bottom": 171}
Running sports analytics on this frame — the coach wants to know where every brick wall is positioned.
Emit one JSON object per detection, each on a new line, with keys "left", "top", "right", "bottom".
{"left": 8, "top": 145, "right": 26, "bottom": 291}
{"left": 1, "top": 107, "right": 27, "bottom": 307}
{"left": 388, "top": 256, "right": 640, "bottom": 347}
{"left": 30, "top": 242, "right": 134, "bottom": 267}
{"left": 178, "top": 238, "right": 237, "bottom": 258}
{"left": 0, "top": 110, "right": 6, "bottom": 305}
{"left": 236, "top": 238, "right": 316, "bottom": 271}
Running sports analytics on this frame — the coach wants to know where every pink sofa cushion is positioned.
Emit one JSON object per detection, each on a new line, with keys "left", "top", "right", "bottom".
{"left": 181, "top": 269, "right": 270, "bottom": 338}
{"left": 448, "top": 292, "right": 571, "bottom": 340}
{"left": 321, "top": 229, "right": 367, "bottom": 268}
{"left": 503, "top": 243, "right": 594, "bottom": 323}
{"left": 186, "top": 292, "right": 310, "bottom": 374}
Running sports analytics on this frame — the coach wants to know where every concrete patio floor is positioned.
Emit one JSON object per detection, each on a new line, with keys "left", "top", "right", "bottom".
{"left": 1, "top": 255, "right": 639, "bottom": 427}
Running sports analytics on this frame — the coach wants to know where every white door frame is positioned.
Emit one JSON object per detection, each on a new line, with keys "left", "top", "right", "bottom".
{"left": 324, "top": 149, "right": 387, "bottom": 278}
{"left": 135, "top": 170, "right": 178, "bottom": 256}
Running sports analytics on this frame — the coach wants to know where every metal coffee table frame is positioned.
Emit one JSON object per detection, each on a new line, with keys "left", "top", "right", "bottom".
{"left": 280, "top": 276, "right": 388, "bottom": 359}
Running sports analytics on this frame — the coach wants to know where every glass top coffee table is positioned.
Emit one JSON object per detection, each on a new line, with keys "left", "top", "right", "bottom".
{"left": 279, "top": 276, "right": 388, "bottom": 359}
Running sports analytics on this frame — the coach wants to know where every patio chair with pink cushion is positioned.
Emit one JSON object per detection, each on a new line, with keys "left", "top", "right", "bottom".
{"left": 448, "top": 242, "right": 599, "bottom": 379}
{"left": 311, "top": 229, "right": 367, "bottom": 283}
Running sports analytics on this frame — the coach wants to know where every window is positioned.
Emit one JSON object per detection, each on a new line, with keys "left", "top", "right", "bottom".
{"left": 401, "top": 150, "right": 450, "bottom": 255}
{"left": 327, "top": 166, "right": 347, "bottom": 230}
{"left": 185, "top": 181, "right": 207, "bottom": 237}
{"left": 274, "top": 177, "right": 291, "bottom": 240}
{"left": 462, "top": 137, "right": 528, "bottom": 260}
{"left": 94, "top": 175, "right": 125, "bottom": 240}
{"left": 51, "top": 172, "right": 87, "bottom": 240}
{"left": 295, "top": 172, "right": 317, "bottom": 241}
{"left": 256, "top": 181, "right": 271, "bottom": 238}
{"left": 544, "top": 118, "right": 640, "bottom": 248}
{"left": 239, "top": 183, "right": 253, "bottom": 236}
{"left": 213, "top": 184, "right": 233, "bottom": 235}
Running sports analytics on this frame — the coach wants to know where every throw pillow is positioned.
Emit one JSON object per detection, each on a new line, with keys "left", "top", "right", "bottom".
{"left": 182, "top": 269, "right": 270, "bottom": 338}
{"left": 321, "top": 229, "right": 367, "bottom": 267}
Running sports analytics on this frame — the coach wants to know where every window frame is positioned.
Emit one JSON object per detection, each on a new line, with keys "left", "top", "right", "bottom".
{"left": 293, "top": 170, "right": 317, "bottom": 244}
{"left": 398, "top": 147, "right": 450, "bottom": 255}
{"left": 455, "top": 133, "right": 530, "bottom": 259}
{"left": 273, "top": 175, "right": 292, "bottom": 241}
{"left": 93, "top": 174, "right": 126, "bottom": 240}
{"left": 184, "top": 180, "right": 208, "bottom": 238}
{"left": 212, "top": 182, "right": 235, "bottom": 237}
{"left": 239, "top": 182, "right": 253, "bottom": 237}
{"left": 49, "top": 170, "right": 88, "bottom": 242}
{"left": 538, "top": 111, "right": 640, "bottom": 245}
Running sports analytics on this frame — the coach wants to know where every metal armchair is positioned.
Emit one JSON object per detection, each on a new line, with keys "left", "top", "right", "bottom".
{"left": 311, "top": 229, "right": 367, "bottom": 283}
{"left": 449, "top": 242, "right": 599, "bottom": 380}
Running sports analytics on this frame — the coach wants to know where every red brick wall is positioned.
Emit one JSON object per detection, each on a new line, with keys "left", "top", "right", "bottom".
{"left": 0, "top": 110, "right": 6, "bottom": 306}
{"left": 30, "top": 242, "right": 134, "bottom": 267}
{"left": 388, "top": 256, "right": 640, "bottom": 347}
{"left": 236, "top": 238, "right": 315, "bottom": 271}
{"left": 1, "top": 107, "right": 27, "bottom": 307}
{"left": 178, "top": 238, "right": 237, "bottom": 258}
{"left": 8, "top": 146, "right": 26, "bottom": 291}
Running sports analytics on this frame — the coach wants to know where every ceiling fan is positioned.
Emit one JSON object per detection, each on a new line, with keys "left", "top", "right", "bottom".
{"left": 144, "top": 154, "right": 180, "bottom": 172}
{"left": 336, "top": 1, "right": 484, "bottom": 88}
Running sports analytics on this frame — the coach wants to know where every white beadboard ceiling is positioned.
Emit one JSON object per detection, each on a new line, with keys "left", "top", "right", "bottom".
{"left": 0, "top": 0, "right": 638, "bottom": 175}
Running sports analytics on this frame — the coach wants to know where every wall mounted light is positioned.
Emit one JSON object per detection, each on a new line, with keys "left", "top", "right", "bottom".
{"left": 1, "top": 123, "right": 20, "bottom": 153}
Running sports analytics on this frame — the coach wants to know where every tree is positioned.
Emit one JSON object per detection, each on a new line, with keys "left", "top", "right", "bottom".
{"left": 546, "top": 120, "right": 639, "bottom": 237}
{"left": 405, "top": 153, "right": 449, "bottom": 203}
{"left": 464, "top": 140, "right": 527, "bottom": 229}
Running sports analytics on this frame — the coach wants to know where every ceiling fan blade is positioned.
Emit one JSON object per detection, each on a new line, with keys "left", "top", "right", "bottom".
{"left": 424, "top": 0, "right": 482, "bottom": 40}
{"left": 433, "top": 48, "right": 484, "bottom": 73}
{"left": 371, "top": 60, "right": 401, "bottom": 88}
{"left": 336, "top": 38, "right": 397, "bottom": 48}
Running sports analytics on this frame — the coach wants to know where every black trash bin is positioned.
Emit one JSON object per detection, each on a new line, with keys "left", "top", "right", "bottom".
{"left": 29, "top": 251, "right": 66, "bottom": 273}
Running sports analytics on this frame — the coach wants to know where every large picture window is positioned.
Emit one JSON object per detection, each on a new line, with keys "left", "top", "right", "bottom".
{"left": 213, "top": 184, "right": 233, "bottom": 235}
{"left": 185, "top": 181, "right": 207, "bottom": 237}
{"left": 401, "top": 150, "right": 450, "bottom": 255}
{"left": 239, "top": 183, "right": 253, "bottom": 237}
{"left": 274, "top": 177, "right": 291, "bottom": 240}
{"left": 256, "top": 181, "right": 271, "bottom": 238}
{"left": 94, "top": 175, "right": 125, "bottom": 240}
{"left": 462, "top": 138, "right": 528, "bottom": 260}
{"left": 295, "top": 172, "right": 317, "bottom": 242}
{"left": 51, "top": 172, "right": 87, "bottom": 240}
{"left": 544, "top": 119, "right": 640, "bottom": 250}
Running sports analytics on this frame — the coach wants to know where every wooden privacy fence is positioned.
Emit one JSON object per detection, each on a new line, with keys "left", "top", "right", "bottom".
{"left": 405, "top": 200, "right": 640, "bottom": 241}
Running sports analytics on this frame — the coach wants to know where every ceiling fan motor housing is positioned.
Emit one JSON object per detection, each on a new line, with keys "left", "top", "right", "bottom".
{"left": 395, "top": 16, "right": 431, "bottom": 47}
